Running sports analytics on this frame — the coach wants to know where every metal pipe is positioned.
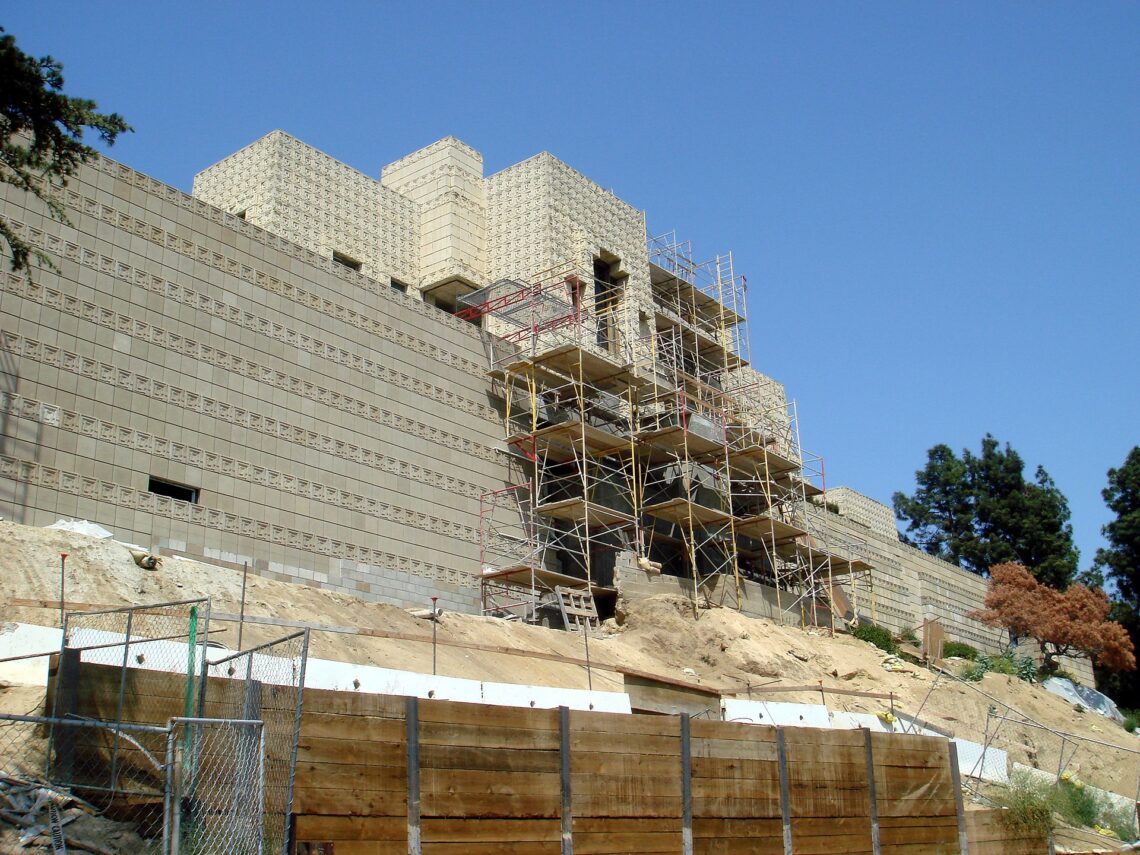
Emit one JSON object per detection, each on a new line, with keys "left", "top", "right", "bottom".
{"left": 431, "top": 597, "right": 438, "bottom": 676}
{"left": 58, "top": 553, "right": 68, "bottom": 629}
{"left": 238, "top": 561, "right": 249, "bottom": 650}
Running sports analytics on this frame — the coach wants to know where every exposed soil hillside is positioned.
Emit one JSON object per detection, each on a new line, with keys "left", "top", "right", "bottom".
{"left": 1, "top": 520, "right": 1136, "bottom": 800}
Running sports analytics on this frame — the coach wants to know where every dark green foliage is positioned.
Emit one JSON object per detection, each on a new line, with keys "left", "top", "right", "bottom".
{"left": 962, "top": 651, "right": 1037, "bottom": 683}
{"left": 851, "top": 622, "right": 897, "bottom": 654}
{"left": 1053, "top": 776, "right": 1101, "bottom": 828}
{"left": 1121, "top": 710, "right": 1138, "bottom": 734}
{"left": 996, "top": 772, "right": 1056, "bottom": 837}
{"left": 893, "top": 435, "right": 1078, "bottom": 588}
{"left": 1092, "top": 449, "right": 1140, "bottom": 707}
{"left": 942, "top": 640, "right": 979, "bottom": 660}
{"left": 0, "top": 28, "right": 130, "bottom": 271}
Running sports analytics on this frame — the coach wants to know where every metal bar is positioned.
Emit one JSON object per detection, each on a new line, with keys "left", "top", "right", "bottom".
{"left": 0, "top": 712, "right": 172, "bottom": 732}
{"left": 948, "top": 741, "right": 970, "bottom": 855}
{"left": 863, "top": 728, "right": 881, "bottom": 855}
{"left": 285, "top": 629, "right": 310, "bottom": 853}
{"left": 207, "top": 629, "right": 308, "bottom": 666}
{"left": 406, "top": 695, "right": 421, "bottom": 855}
{"left": 560, "top": 705, "right": 573, "bottom": 855}
{"left": 681, "top": 713, "right": 693, "bottom": 855}
{"left": 776, "top": 728, "right": 793, "bottom": 855}
{"left": 109, "top": 608, "right": 135, "bottom": 795}
{"left": 61, "top": 597, "right": 210, "bottom": 619}
{"left": 163, "top": 725, "right": 174, "bottom": 855}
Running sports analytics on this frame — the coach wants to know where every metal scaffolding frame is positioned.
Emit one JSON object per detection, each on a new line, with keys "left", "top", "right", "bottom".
{"left": 460, "top": 235, "right": 876, "bottom": 630}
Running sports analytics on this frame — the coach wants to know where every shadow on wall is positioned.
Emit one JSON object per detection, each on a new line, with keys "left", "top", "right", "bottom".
{"left": 0, "top": 330, "right": 36, "bottom": 522}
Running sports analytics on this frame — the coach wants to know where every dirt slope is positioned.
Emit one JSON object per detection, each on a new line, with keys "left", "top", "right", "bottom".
{"left": 1, "top": 521, "right": 1136, "bottom": 798}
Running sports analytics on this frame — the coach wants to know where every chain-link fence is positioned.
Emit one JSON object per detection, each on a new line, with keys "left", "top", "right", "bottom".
{"left": 52, "top": 599, "right": 212, "bottom": 727}
{"left": 202, "top": 630, "right": 309, "bottom": 855}
{"left": 168, "top": 717, "right": 265, "bottom": 855}
{"left": 0, "top": 713, "right": 271, "bottom": 855}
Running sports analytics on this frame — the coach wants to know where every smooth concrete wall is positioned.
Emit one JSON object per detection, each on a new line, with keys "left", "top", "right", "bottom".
{"left": 0, "top": 153, "right": 511, "bottom": 613}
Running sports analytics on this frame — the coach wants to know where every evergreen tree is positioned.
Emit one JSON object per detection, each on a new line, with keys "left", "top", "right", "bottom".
{"left": 1092, "top": 447, "right": 1140, "bottom": 704}
{"left": 0, "top": 27, "right": 130, "bottom": 271}
{"left": 893, "top": 434, "right": 1078, "bottom": 587}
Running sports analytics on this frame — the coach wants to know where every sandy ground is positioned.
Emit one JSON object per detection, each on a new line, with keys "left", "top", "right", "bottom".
{"left": 1, "top": 520, "right": 1137, "bottom": 800}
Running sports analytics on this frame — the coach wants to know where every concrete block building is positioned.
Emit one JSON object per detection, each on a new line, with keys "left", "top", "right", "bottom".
{"left": 0, "top": 130, "right": 1049, "bottom": 668}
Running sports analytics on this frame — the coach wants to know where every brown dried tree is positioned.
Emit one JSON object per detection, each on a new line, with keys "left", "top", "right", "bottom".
{"left": 969, "top": 562, "right": 1136, "bottom": 675}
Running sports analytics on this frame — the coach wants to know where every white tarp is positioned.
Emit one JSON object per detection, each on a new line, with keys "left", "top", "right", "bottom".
{"left": 44, "top": 519, "right": 114, "bottom": 538}
{"left": 953, "top": 737, "right": 1009, "bottom": 783}
{"left": 1043, "top": 677, "right": 1125, "bottom": 724}
{"left": 722, "top": 697, "right": 831, "bottom": 728}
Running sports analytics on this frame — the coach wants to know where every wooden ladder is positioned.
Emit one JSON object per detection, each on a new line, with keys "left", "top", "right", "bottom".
{"left": 554, "top": 585, "right": 598, "bottom": 633}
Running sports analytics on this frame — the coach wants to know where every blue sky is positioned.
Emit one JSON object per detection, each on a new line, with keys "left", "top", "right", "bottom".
{"left": 6, "top": 2, "right": 1138, "bottom": 571}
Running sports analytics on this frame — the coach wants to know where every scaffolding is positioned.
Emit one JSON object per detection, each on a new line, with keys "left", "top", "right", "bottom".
{"left": 460, "top": 235, "right": 875, "bottom": 631}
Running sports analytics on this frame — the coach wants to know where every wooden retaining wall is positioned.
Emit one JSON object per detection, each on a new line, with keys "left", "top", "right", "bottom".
{"left": 55, "top": 662, "right": 1050, "bottom": 854}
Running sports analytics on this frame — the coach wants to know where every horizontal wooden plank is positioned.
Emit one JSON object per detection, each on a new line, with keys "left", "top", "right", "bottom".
{"left": 691, "top": 719, "right": 777, "bottom": 743}
{"left": 421, "top": 791, "right": 559, "bottom": 819}
{"left": 692, "top": 776, "right": 779, "bottom": 801}
{"left": 783, "top": 728, "right": 866, "bottom": 748}
{"left": 422, "top": 843, "right": 559, "bottom": 855}
{"left": 692, "top": 795, "right": 783, "bottom": 818}
{"left": 572, "top": 832, "right": 681, "bottom": 854}
{"left": 420, "top": 721, "right": 560, "bottom": 751}
{"left": 301, "top": 711, "right": 407, "bottom": 741}
{"left": 422, "top": 768, "right": 560, "bottom": 797}
{"left": 570, "top": 794, "right": 681, "bottom": 818}
{"left": 691, "top": 736, "right": 778, "bottom": 761}
{"left": 295, "top": 762, "right": 407, "bottom": 794}
{"left": 877, "top": 797, "right": 958, "bottom": 818}
{"left": 421, "top": 818, "right": 560, "bottom": 843}
{"left": 295, "top": 735, "right": 405, "bottom": 767}
{"left": 878, "top": 821, "right": 960, "bottom": 845}
{"left": 571, "top": 772, "right": 682, "bottom": 800}
{"left": 692, "top": 816, "right": 782, "bottom": 838}
{"left": 421, "top": 744, "right": 559, "bottom": 773}
{"left": 572, "top": 750, "right": 679, "bottom": 778}
{"left": 570, "top": 709, "right": 681, "bottom": 736}
{"left": 875, "top": 843, "right": 958, "bottom": 855}
{"left": 691, "top": 756, "right": 779, "bottom": 782}
{"left": 419, "top": 699, "right": 559, "bottom": 731}
{"left": 571, "top": 818, "right": 683, "bottom": 834}
{"left": 570, "top": 730, "right": 679, "bottom": 756}
{"left": 292, "top": 786, "right": 406, "bottom": 816}
{"left": 695, "top": 838, "right": 785, "bottom": 855}
{"left": 294, "top": 815, "right": 406, "bottom": 842}
{"left": 299, "top": 688, "right": 407, "bottom": 718}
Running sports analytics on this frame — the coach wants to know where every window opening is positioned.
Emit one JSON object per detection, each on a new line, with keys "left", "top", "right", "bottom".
{"left": 148, "top": 477, "right": 199, "bottom": 504}
{"left": 332, "top": 251, "right": 362, "bottom": 272}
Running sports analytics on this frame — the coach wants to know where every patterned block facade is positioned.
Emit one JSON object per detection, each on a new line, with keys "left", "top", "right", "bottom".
{"left": 0, "top": 131, "right": 1045, "bottom": 658}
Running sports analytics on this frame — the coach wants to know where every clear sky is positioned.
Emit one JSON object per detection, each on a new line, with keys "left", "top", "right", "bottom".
{"left": 5, "top": 2, "right": 1137, "bottom": 571}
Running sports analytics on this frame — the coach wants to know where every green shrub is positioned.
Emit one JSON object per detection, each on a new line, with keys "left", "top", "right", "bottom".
{"left": 1097, "top": 798, "right": 1139, "bottom": 841}
{"left": 962, "top": 651, "right": 1037, "bottom": 683}
{"left": 1122, "top": 710, "right": 1139, "bottom": 734}
{"left": 995, "top": 771, "right": 1056, "bottom": 837}
{"left": 851, "top": 622, "right": 898, "bottom": 655}
{"left": 943, "top": 641, "right": 979, "bottom": 660}
{"left": 1054, "top": 774, "right": 1101, "bottom": 828}
{"left": 900, "top": 626, "right": 919, "bottom": 644}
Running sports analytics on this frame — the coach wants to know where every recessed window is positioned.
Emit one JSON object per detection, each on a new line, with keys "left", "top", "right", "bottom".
{"left": 390, "top": 278, "right": 408, "bottom": 293}
{"left": 234, "top": 209, "right": 247, "bottom": 220}
{"left": 332, "top": 251, "right": 362, "bottom": 272}
{"left": 148, "top": 477, "right": 199, "bottom": 504}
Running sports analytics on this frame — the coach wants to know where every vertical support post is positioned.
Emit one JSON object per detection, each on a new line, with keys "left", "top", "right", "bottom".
{"left": 776, "top": 728, "right": 793, "bottom": 855}
{"left": 431, "top": 597, "right": 438, "bottom": 676}
{"left": 680, "top": 713, "right": 693, "bottom": 855}
{"left": 286, "top": 629, "right": 309, "bottom": 845}
{"left": 110, "top": 608, "right": 135, "bottom": 794}
{"left": 406, "top": 696, "right": 421, "bottom": 855}
{"left": 948, "top": 741, "right": 970, "bottom": 855}
{"left": 238, "top": 562, "right": 249, "bottom": 651}
{"left": 58, "top": 553, "right": 68, "bottom": 629}
{"left": 163, "top": 724, "right": 174, "bottom": 855}
{"left": 50, "top": 648, "right": 81, "bottom": 783}
{"left": 862, "top": 728, "right": 881, "bottom": 855}
{"left": 560, "top": 705, "right": 573, "bottom": 855}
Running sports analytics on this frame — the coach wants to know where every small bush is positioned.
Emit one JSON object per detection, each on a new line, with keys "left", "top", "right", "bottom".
{"left": 900, "top": 626, "right": 919, "bottom": 644}
{"left": 1097, "top": 798, "right": 1139, "bottom": 841}
{"left": 1054, "top": 773, "right": 1100, "bottom": 828}
{"left": 962, "top": 651, "right": 1037, "bottom": 683}
{"left": 851, "top": 622, "right": 898, "bottom": 655}
{"left": 995, "top": 771, "right": 1055, "bottom": 837}
{"left": 1121, "top": 710, "right": 1139, "bottom": 734}
{"left": 943, "top": 640, "right": 979, "bottom": 660}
